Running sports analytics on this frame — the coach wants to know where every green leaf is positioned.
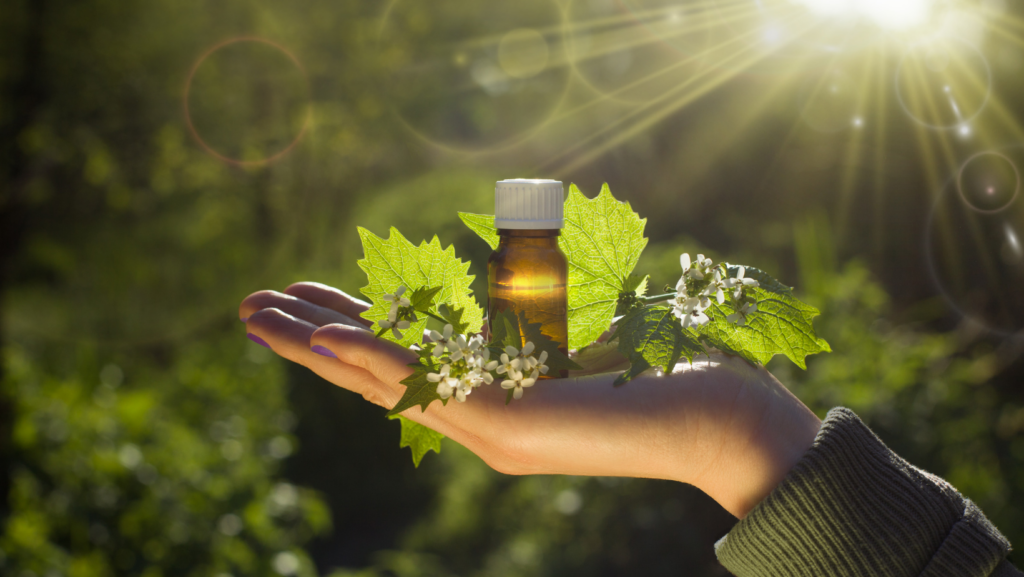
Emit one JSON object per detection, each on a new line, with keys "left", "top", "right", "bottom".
{"left": 561, "top": 184, "right": 648, "bottom": 350}
{"left": 357, "top": 227, "right": 483, "bottom": 348}
{"left": 458, "top": 185, "right": 649, "bottom": 351}
{"left": 409, "top": 285, "right": 443, "bottom": 313}
{"left": 621, "top": 273, "right": 649, "bottom": 296}
{"left": 696, "top": 264, "right": 831, "bottom": 369}
{"left": 387, "top": 354, "right": 446, "bottom": 416}
{"left": 490, "top": 309, "right": 581, "bottom": 372}
{"left": 388, "top": 415, "right": 443, "bottom": 467}
{"left": 611, "top": 305, "right": 705, "bottom": 386}
{"left": 458, "top": 212, "right": 499, "bottom": 250}
{"left": 438, "top": 303, "right": 471, "bottom": 335}
{"left": 615, "top": 273, "right": 650, "bottom": 316}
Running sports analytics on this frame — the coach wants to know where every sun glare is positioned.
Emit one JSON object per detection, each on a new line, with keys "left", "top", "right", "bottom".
{"left": 791, "top": 0, "right": 934, "bottom": 30}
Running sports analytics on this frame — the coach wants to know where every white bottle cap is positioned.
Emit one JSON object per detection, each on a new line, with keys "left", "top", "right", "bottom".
{"left": 494, "top": 179, "right": 564, "bottom": 230}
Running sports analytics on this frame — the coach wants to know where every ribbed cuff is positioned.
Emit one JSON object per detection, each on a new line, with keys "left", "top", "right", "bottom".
{"left": 715, "top": 407, "right": 1016, "bottom": 577}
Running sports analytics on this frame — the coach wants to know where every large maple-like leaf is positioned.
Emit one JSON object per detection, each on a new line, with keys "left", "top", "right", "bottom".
{"left": 696, "top": 265, "right": 831, "bottom": 369}
{"left": 357, "top": 227, "right": 483, "bottom": 348}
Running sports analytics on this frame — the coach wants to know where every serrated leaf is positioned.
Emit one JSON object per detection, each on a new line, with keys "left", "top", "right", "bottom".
{"left": 387, "top": 355, "right": 447, "bottom": 416}
{"left": 695, "top": 264, "right": 830, "bottom": 369}
{"left": 439, "top": 303, "right": 471, "bottom": 335}
{"left": 611, "top": 305, "right": 705, "bottom": 385}
{"left": 388, "top": 415, "right": 443, "bottom": 467}
{"left": 458, "top": 212, "right": 499, "bottom": 250}
{"left": 458, "top": 185, "right": 648, "bottom": 351}
{"left": 409, "top": 286, "right": 443, "bottom": 313}
{"left": 621, "top": 273, "right": 649, "bottom": 296}
{"left": 491, "top": 309, "right": 581, "bottom": 372}
{"left": 357, "top": 227, "right": 483, "bottom": 348}
{"left": 561, "top": 184, "right": 648, "bottom": 350}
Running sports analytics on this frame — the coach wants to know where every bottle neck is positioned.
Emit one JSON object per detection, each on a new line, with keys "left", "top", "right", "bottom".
{"left": 497, "top": 228, "right": 561, "bottom": 248}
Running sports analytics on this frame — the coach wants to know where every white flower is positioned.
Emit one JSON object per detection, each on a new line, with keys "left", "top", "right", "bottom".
{"left": 378, "top": 316, "right": 411, "bottom": 339}
{"left": 706, "top": 269, "right": 726, "bottom": 305}
{"left": 682, "top": 309, "right": 709, "bottom": 329}
{"left": 454, "top": 376, "right": 474, "bottom": 402}
{"left": 671, "top": 295, "right": 702, "bottom": 318}
{"left": 680, "top": 253, "right": 704, "bottom": 280}
{"left": 496, "top": 352, "right": 522, "bottom": 377}
{"left": 695, "top": 254, "right": 713, "bottom": 270}
{"left": 501, "top": 371, "right": 536, "bottom": 400}
{"left": 520, "top": 341, "right": 535, "bottom": 357}
{"left": 473, "top": 368, "right": 495, "bottom": 385}
{"left": 727, "top": 302, "right": 758, "bottom": 326}
{"left": 428, "top": 364, "right": 459, "bottom": 399}
{"left": 528, "top": 350, "right": 549, "bottom": 375}
{"left": 727, "top": 266, "right": 760, "bottom": 299}
{"left": 382, "top": 286, "right": 411, "bottom": 308}
{"left": 448, "top": 334, "right": 480, "bottom": 362}
{"left": 428, "top": 324, "right": 453, "bottom": 357}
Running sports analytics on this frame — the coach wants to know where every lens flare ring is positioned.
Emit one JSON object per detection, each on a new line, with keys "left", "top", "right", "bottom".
{"left": 183, "top": 37, "right": 312, "bottom": 167}
{"left": 956, "top": 151, "right": 1021, "bottom": 214}
{"left": 894, "top": 37, "right": 992, "bottom": 131}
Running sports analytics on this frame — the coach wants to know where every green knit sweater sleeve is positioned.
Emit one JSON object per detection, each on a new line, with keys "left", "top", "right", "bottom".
{"left": 715, "top": 407, "right": 1022, "bottom": 577}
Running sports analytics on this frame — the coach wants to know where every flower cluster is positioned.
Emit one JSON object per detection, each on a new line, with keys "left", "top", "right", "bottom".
{"left": 425, "top": 326, "right": 495, "bottom": 402}
{"left": 671, "top": 254, "right": 760, "bottom": 329}
{"left": 378, "top": 286, "right": 418, "bottom": 339}
{"left": 424, "top": 324, "right": 549, "bottom": 403}
{"left": 496, "top": 342, "right": 549, "bottom": 400}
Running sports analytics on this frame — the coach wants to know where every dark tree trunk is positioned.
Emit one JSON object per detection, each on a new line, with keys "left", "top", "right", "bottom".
{"left": 0, "top": 0, "right": 47, "bottom": 519}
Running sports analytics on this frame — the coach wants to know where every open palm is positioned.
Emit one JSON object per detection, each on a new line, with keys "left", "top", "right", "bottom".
{"left": 240, "top": 281, "right": 820, "bottom": 518}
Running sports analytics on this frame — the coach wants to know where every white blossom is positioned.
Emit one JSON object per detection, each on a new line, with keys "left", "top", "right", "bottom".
{"left": 448, "top": 334, "right": 481, "bottom": 362}
{"left": 501, "top": 371, "right": 536, "bottom": 400}
{"left": 496, "top": 352, "right": 522, "bottom": 378}
{"left": 520, "top": 341, "right": 535, "bottom": 357}
{"left": 454, "top": 375, "right": 474, "bottom": 402}
{"left": 727, "top": 302, "right": 758, "bottom": 326}
{"left": 705, "top": 268, "right": 726, "bottom": 305}
{"left": 382, "top": 286, "right": 411, "bottom": 308}
{"left": 680, "top": 253, "right": 704, "bottom": 281}
{"left": 527, "top": 350, "right": 549, "bottom": 375}
{"left": 428, "top": 324, "right": 453, "bottom": 357}
{"left": 427, "top": 364, "right": 459, "bottom": 399}
{"left": 727, "top": 266, "right": 760, "bottom": 299}
{"left": 378, "top": 307, "right": 411, "bottom": 339}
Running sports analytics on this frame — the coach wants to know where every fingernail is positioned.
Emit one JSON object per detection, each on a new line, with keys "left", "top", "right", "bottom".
{"left": 247, "top": 333, "right": 270, "bottom": 348}
{"left": 311, "top": 345, "right": 336, "bottom": 358}
{"left": 240, "top": 317, "right": 248, "bottom": 323}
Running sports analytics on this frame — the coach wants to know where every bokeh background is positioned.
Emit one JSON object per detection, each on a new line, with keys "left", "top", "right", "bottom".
{"left": 3, "top": 0, "right": 1024, "bottom": 575}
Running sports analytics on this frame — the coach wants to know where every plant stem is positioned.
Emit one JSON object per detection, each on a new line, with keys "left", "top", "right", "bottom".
{"left": 640, "top": 292, "right": 676, "bottom": 305}
{"left": 423, "top": 310, "right": 448, "bottom": 324}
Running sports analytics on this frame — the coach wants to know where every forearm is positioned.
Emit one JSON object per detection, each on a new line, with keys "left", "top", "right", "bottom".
{"left": 716, "top": 408, "right": 1020, "bottom": 576}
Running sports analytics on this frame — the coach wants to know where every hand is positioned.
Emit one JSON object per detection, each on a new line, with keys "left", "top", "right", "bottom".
{"left": 240, "top": 282, "right": 821, "bottom": 518}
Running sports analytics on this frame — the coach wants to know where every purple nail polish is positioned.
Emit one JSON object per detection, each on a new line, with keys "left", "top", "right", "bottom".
{"left": 311, "top": 345, "right": 337, "bottom": 358}
{"left": 247, "top": 333, "right": 270, "bottom": 348}
{"left": 240, "top": 317, "right": 248, "bottom": 323}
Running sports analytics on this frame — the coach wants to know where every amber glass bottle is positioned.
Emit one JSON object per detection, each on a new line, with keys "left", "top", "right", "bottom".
{"left": 487, "top": 179, "right": 569, "bottom": 378}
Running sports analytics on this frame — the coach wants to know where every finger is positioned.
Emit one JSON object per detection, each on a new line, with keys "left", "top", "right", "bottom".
{"left": 283, "top": 282, "right": 373, "bottom": 327}
{"left": 240, "top": 290, "right": 366, "bottom": 328}
{"left": 310, "top": 324, "right": 490, "bottom": 447}
{"left": 245, "top": 308, "right": 386, "bottom": 402}
{"left": 310, "top": 324, "right": 419, "bottom": 390}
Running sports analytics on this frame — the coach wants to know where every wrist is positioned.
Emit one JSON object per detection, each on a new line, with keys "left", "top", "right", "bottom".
{"left": 667, "top": 361, "right": 821, "bottom": 518}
